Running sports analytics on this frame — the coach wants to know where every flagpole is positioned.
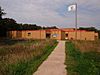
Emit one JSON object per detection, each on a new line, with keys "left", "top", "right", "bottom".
{"left": 75, "top": 3, "right": 77, "bottom": 40}
{"left": 68, "top": 3, "right": 78, "bottom": 40}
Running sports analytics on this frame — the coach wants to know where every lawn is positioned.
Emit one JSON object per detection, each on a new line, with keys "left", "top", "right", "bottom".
{"left": 0, "top": 39, "right": 58, "bottom": 75}
{"left": 65, "top": 40, "right": 100, "bottom": 75}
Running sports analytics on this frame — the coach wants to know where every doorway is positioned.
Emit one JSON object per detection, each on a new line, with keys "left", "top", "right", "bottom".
{"left": 65, "top": 33, "right": 68, "bottom": 40}
{"left": 46, "top": 33, "right": 51, "bottom": 39}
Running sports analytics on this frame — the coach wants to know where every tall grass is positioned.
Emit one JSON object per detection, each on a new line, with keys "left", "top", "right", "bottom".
{"left": 65, "top": 41, "right": 100, "bottom": 75}
{"left": 0, "top": 39, "right": 58, "bottom": 75}
{"left": 73, "top": 40, "right": 100, "bottom": 52}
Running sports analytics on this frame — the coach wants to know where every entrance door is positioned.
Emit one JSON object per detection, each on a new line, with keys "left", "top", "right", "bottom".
{"left": 65, "top": 33, "right": 68, "bottom": 40}
{"left": 46, "top": 33, "right": 51, "bottom": 38}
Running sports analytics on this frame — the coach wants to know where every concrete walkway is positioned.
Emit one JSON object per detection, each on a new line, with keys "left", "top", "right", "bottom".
{"left": 33, "top": 41, "right": 66, "bottom": 75}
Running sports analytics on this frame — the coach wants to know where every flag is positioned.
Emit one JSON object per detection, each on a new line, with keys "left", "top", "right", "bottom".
{"left": 68, "top": 4, "right": 76, "bottom": 11}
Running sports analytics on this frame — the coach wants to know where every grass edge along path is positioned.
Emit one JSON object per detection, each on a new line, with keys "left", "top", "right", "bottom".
{"left": 65, "top": 41, "right": 100, "bottom": 75}
{"left": 6, "top": 40, "right": 58, "bottom": 75}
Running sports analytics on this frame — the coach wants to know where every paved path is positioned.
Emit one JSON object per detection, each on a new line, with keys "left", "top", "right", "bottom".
{"left": 33, "top": 41, "right": 66, "bottom": 75}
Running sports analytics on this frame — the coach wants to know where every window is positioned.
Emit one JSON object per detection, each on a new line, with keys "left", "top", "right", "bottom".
{"left": 28, "top": 33, "right": 31, "bottom": 36}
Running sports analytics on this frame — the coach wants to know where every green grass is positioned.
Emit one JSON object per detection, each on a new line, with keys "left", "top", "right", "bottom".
{"left": 7, "top": 42, "right": 57, "bottom": 75}
{"left": 0, "top": 39, "right": 58, "bottom": 75}
{"left": 65, "top": 41, "right": 100, "bottom": 75}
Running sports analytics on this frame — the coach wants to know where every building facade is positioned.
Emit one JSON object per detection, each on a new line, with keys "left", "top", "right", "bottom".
{"left": 7, "top": 28, "right": 98, "bottom": 41}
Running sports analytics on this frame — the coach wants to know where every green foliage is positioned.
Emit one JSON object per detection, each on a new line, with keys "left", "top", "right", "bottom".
{"left": 65, "top": 42, "right": 100, "bottom": 75}
{"left": 0, "top": 18, "right": 17, "bottom": 36}
{"left": 79, "top": 27, "right": 97, "bottom": 32}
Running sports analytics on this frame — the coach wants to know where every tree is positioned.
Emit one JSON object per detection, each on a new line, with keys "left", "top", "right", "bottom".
{"left": 21, "top": 24, "right": 42, "bottom": 30}
{"left": 0, "top": 6, "right": 6, "bottom": 20}
{"left": 0, "top": 18, "right": 18, "bottom": 37}
{"left": 0, "top": 18, "right": 17, "bottom": 30}
{"left": 79, "top": 27, "right": 97, "bottom": 32}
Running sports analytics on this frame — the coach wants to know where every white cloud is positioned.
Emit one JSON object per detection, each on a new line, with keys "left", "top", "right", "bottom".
{"left": 0, "top": 0, "right": 100, "bottom": 29}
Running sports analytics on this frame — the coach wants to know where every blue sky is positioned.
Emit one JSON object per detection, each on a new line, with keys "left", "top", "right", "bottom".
{"left": 0, "top": 0, "right": 100, "bottom": 29}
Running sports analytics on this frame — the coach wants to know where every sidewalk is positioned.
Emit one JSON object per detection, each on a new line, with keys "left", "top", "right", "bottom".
{"left": 33, "top": 41, "right": 66, "bottom": 75}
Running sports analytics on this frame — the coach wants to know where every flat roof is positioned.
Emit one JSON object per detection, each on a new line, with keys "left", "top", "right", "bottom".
{"left": 8, "top": 29, "right": 95, "bottom": 32}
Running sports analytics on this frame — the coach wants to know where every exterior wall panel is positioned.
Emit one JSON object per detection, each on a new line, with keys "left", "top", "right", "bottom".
{"left": 7, "top": 29, "right": 98, "bottom": 41}
{"left": 21, "top": 30, "right": 46, "bottom": 39}
{"left": 61, "top": 31, "right": 66, "bottom": 40}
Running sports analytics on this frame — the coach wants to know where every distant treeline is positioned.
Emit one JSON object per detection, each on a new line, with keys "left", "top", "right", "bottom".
{"left": 79, "top": 27, "right": 98, "bottom": 32}
{"left": 0, "top": 18, "right": 57, "bottom": 37}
